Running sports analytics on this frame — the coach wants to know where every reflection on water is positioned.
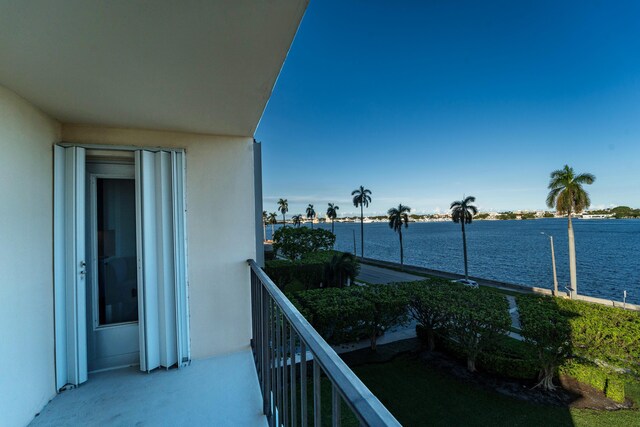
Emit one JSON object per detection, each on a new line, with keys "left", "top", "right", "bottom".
{"left": 268, "top": 218, "right": 640, "bottom": 304}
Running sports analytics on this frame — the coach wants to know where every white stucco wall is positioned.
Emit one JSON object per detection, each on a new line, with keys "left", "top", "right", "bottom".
{"left": 0, "top": 86, "right": 61, "bottom": 426}
{"left": 61, "top": 125, "right": 257, "bottom": 360}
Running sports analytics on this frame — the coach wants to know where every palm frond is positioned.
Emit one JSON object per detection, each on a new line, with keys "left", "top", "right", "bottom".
{"left": 574, "top": 173, "right": 595, "bottom": 185}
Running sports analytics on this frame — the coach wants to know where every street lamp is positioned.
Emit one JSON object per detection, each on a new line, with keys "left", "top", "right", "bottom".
{"left": 541, "top": 232, "right": 559, "bottom": 296}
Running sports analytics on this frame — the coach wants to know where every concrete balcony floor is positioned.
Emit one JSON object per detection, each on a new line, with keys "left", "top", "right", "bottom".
{"left": 30, "top": 349, "right": 267, "bottom": 427}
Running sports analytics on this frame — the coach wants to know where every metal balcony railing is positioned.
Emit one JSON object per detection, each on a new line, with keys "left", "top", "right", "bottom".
{"left": 248, "top": 259, "right": 401, "bottom": 427}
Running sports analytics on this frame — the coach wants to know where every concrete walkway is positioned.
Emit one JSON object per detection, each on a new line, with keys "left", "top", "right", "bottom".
{"left": 506, "top": 295, "right": 522, "bottom": 330}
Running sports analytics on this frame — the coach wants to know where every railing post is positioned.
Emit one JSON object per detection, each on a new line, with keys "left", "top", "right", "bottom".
{"left": 313, "top": 360, "right": 321, "bottom": 427}
{"left": 301, "top": 341, "right": 307, "bottom": 427}
{"left": 248, "top": 260, "right": 400, "bottom": 427}
{"left": 283, "top": 322, "right": 289, "bottom": 426}
{"left": 290, "top": 326, "right": 297, "bottom": 427}
{"left": 332, "top": 385, "right": 341, "bottom": 427}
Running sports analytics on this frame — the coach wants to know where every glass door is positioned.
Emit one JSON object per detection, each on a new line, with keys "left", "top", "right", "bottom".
{"left": 86, "top": 162, "right": 140, "bottom": 372}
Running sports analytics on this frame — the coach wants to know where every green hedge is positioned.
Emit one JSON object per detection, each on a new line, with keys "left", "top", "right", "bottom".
{"left": 292, "top": 288, "right": 370, "bottom": 344}
{"left": 264, "top": 250, "right": 359, "bottom": 292}
{"left": 292, "top": 284, "right": 407, "bottom": 348}
{"left": 560, "top": 359, "right": 626, "bottom": 403}
{"left": 555, "top": 298, "right": 640, "bottom": 376}
{"left": 417, "top": 326, "right": 539, "bottom": 380}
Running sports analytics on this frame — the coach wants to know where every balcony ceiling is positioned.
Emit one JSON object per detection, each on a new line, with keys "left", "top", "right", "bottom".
{"left": 0, "top": 0, "right": 307, "bottom": 137}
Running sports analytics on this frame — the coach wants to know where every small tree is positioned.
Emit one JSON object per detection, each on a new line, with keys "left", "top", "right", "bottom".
{"left": 405, "top": 280, "right": 453, "bottom": 351}
{"left": 353, "top": 284, "right": 408, "bottom": 351}
{"left": 447, "top": 288, "right": 510, "bottom": 372}
{"left": 272, "top": 227, "right": 336, "bottom": 260}
{"left": 518, "top": 295, "right": 572, "bottom": 390}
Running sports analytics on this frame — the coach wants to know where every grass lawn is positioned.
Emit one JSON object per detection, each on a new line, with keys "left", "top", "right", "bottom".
{"left": 331, "top": 355, "right": 640, "bottom": 427}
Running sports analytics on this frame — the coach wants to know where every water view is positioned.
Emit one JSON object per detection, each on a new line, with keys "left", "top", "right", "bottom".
{"left": 268, "top": 218, "right": 640, "bottom": 304}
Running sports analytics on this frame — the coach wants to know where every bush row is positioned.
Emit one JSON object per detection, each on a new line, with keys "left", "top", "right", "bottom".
{"left": 417, "top": 326, "right": 539, "bottom": 380}
{"left": 560, "top": 359, "right": 627, "bottom": 403}
{"left": 517, "top": 295, "right": 640, "bottom": 376}
{"left": 554, "top": 297, "right": 640, "bottom": 376}
{"left": 405, "top": 279, "right": 511, "bottom": 372}
{"left": 288, "top": 284, "right": 407, "bottom": 349}
{"left": 265, "top": 250, "right": 359, "bottom": 292}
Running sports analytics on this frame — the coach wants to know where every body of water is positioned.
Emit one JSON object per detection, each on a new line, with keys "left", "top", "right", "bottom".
{"left": 267, "top": 218, "right": 640, "bottom": 304}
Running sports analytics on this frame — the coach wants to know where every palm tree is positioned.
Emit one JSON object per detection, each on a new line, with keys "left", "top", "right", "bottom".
{"left": 352, "top": 185, "right": 372, "bottom": 259}
{"left": 326, "top": 203, "right": 340, "bottom": 234}
{"left": 268, "top": 212, "right": 278, "bottom": 239}
{"left": 292, "top": 214, "right": 302, "bottom": 227}
{"left": 450, "top": 196, "right": 478, "bottom": 280}
{"left": 262, "top": 210, "right": 268, "bottom": 241}
{"left": 546, "top": 165, "right": 595, "bottom": 297}
{"left": 277, "top": 198, "right": 288, "bottom": 227}
{"left": 388, "top": 204, "right": 411, "bottom": 266}
{"left": 306, "top": 204, "right": 316, "bottom": 229}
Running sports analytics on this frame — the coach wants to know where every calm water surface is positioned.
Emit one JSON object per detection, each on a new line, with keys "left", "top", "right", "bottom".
{"left": 267, "top": 219, "right": 640, "bottom": 304}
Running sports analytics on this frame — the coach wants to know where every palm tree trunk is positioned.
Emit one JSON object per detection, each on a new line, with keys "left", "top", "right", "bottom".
{"left": 331, "top": 219, "right": 334, "bottom": 234}
{"left": 271, "top": 223, "right": 274, "bottom": 238}
{"left": 263, "top": 222, "right": 266, "bottom": 241}
{"left": 399, "top": 229, "right": 404, "bottom": 267}
{"left": 461, "top": 220, "right": 469, "bottom": 280}
{"left": 567, "top": 213, "right": 578, "bottom": 298}
{"left": 360, "top": 204, "right": 364, "bottom": 259}
{"left": 282, "top": 213, "right": 286, "bottom": 228}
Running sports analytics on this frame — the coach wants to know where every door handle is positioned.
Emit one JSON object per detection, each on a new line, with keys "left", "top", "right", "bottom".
{"left": 79, "top": 261, "right": 86, "bottom": 278}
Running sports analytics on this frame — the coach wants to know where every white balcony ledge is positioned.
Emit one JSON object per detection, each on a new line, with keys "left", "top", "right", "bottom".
{"left": 30, "top": 349, "right": 267, "bottom": 427}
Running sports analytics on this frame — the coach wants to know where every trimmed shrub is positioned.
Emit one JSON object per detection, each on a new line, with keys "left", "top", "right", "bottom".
{"left": 405, "top": 279, "right": 460, "bottom": 351}
{"left": 264, "top": 250, "right": 358, "bottom": 292}
{"left": 294, "top": 288, "right": 370, "bottom": 344}
{"left": 429, "top": 330, "right": 538, "bottom": 380}
{"left": 560, "top": 359, "right": 626, "bottom": 403}
{"left": 292, "top": 284, "right": 408, "bottom": 348}
{"left": 352, "top": 284, "right": 408, "bottom": 350}
{"left": 517, "top": 295, "right": 572, "bottom": 390}
{"left": 555, "top": 298, "right": 640, "bottom": 376}
{"left": 273, "top": 227, "right": 335, "bottom": 260}
{"left": 446, "top": 287, "right": 511, "bottom": 372}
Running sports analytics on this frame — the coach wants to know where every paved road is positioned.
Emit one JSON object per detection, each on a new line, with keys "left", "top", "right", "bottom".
{"left": 357, "top": 263, "right": 424, "bottom": 284}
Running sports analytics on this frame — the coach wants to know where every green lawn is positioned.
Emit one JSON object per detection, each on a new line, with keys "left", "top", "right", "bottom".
{"left": 336, "top": 355, "right": 640, "bottom": 427}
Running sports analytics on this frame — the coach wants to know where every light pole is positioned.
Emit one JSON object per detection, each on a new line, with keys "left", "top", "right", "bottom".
{"left": 541, "top": 232, "right": 559, "bottom": 296}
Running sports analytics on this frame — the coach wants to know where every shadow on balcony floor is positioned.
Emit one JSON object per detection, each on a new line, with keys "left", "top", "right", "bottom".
{"left": 30, "top": 349, "right": 267, "bottom": 427}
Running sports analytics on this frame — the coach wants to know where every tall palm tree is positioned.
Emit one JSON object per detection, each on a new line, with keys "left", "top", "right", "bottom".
{"left": 326, "top": 203, "right": 339, "bottom": 234}
{"left": 262, "top": 210, "right": 268, "bottom": 241}
{"left": 306, "top": 204, "right": 316, "bottom": 229}
{"left": 388, "top": 204, "right": 411, "bottom": 266}
{"left": 546, "top": 165, "right": 595, "bottom": 297}
{"left": 450, "top": 196, "right": 478, "bottom": 280}
{"left": 268, "top": 212, "right": 278, "bottom": 239}
{"left": 292, "top": 214, "right": 302, "bottom": 227}
{"left": 352, "top": 185, "right": 372, "bottom": 259}
{"left": 277, "top": 198, "right": 288, "bottom": 227}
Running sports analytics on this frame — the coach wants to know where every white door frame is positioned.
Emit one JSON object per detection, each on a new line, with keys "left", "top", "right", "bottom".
{"left": 54, "top": 144, "right": 190, "bottom": 390}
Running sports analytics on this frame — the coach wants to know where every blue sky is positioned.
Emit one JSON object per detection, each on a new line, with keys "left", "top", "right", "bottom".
{"left": 256, "top": 0, "right": 640, "bottom": 217}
